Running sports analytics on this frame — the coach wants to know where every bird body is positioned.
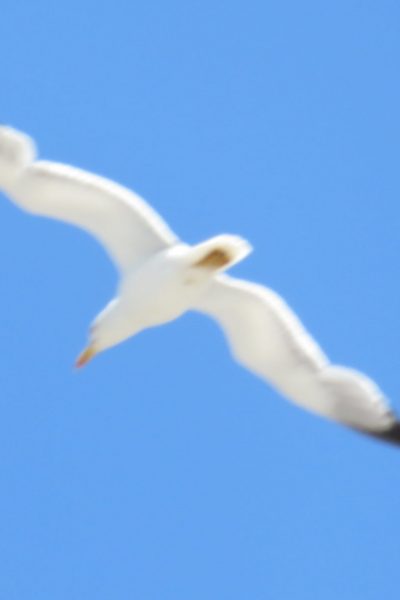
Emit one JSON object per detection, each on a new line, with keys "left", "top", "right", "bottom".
{"left": 1, "top": 125, "right": 399, "bottom": 446}
{"left": 89, "top": 235, "right": 250, "bottom": 353}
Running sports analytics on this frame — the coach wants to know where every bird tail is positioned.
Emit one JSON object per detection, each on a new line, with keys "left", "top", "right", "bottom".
{"left": 191, "top": 234, "right": 252, "bottom": 272}
{"left": 0, "top": 126, "right": 36, "bottom": 190}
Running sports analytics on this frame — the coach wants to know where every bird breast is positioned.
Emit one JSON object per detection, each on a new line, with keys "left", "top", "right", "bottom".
{"left": 119, "top": 248, "right": 207, "bottom": 327}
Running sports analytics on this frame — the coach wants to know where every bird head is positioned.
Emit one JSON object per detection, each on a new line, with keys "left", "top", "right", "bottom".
{"left": 74, "top": 298, "right": 140, "bottom": 368}
{"left": 75, "top": 344, "right": 98, "bottom": 368}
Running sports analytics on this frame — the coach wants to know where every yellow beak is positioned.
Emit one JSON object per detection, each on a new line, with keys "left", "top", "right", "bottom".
{"left": 75, "top": 345, "right": 96, "bottom": 368}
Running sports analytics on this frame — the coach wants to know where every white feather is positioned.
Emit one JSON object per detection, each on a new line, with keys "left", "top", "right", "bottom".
{"left": 0, "top": 127, "right": 177, "bottom": 271}
{"left": 194, "top": 275, "right": 395, "bottom": 432}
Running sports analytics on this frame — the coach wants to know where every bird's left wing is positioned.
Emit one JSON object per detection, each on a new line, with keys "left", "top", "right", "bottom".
{"left": 194, "top": 274, "right": 400, "bottom": 445}
{"left": 0, "top": 127, "right": 178, "bottom": 272}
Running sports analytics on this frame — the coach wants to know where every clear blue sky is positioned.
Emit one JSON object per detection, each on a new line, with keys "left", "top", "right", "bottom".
{"left": 1, "top": 1, "right": 399, "bottom": 598}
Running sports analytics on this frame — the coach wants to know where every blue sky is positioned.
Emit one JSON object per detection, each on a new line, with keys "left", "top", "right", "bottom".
{"left": 1, "top": 1, "right": 400, "bottom": 598}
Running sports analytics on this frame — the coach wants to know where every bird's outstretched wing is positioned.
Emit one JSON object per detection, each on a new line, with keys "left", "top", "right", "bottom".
{"left": 0, "top": 127, "right": 178, "bottom": 271}
{"left": 195, "top": 275, "right": 400, "bottom": 445}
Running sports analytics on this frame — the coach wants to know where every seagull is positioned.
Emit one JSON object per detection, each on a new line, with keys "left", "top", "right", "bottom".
{"left": 0, "top": 125, "right": 399, "bottom": 446}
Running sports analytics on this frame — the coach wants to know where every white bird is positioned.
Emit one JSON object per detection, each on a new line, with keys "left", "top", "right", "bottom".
{"left": 0, "top": 126, "right": 399, "bottom": 446}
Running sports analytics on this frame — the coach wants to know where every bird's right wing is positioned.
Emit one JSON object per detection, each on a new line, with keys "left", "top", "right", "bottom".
{"left": 0, "top": 127, "right": 178, "bottom": 272}
{"left": 194, "top": 274, "right": 400, "bottom": 444}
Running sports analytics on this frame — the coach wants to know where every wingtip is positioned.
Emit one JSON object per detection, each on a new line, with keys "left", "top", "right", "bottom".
{"left": 355, "top": 420, "right": 400, "bottom": 448}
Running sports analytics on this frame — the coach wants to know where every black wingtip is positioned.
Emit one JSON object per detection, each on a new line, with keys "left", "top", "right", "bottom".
{"left": 355, "top": 421, "right": 400, "bottom": 447}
